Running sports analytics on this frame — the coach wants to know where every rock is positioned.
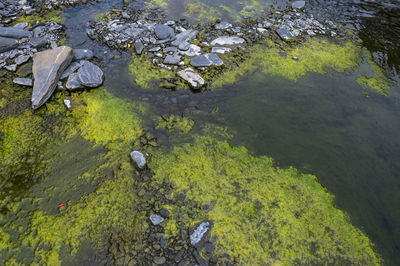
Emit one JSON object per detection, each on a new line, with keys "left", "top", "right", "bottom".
{"left": 66, "top": 73, "right": 82, "bottom": 90}
{"left": 0, "top": 26, "right": 30, "bottom": 39}
{"left": 276, "top": 28, "right": 294, "bottom": 40}
{"left": 60, "top": 61, "right": 81, "bottom": 80}
{"left": 291, "top": 0, "right": 305, "bottom": 9}
{"left": 257, "top": 27, "right": 268, "bottom": 34}
{"left": 190, "top": 221, "right": 210, "bottom": 246}
{"left": 13, "top": 22, "right": 28, "bottom": 29}
{"left": 31, "top": 46, "right": 74, "bottom": 109}
{"left": 14, "top": 54, "right": 29, "bottom": 65}
{"left": 73, "top": 49, "right": 93, "bottom": 61}
{"left": 192, "top": 250, "right": 207, "bottom": 266}
{"left": 154, "top": 24, "right": 174, "bottom": 40}
{"left": 190, "top": 53, "right": 223, "bottom": 67}
{"left": 13, "top": 77, "right": 32, "bottom": 86}
{"left": 29, "top": 37, "right": 47, "bottom": 49}
{"left": 153, "top": 256, "right": 166, "bottom": 265}
{"left": 204, "top": 242, "right": 215, "bottom": 254}
{"left": 134, "top": 39, "right": 144, "bottom": 55}
{"left": 5, "top": 64, "right": 16, "bottom": 71}
{"left": 149, "top": 46, "right": 161, "bottom": 52}
{"left": 163, "top": 54, "right": 181, "bottom": 65}
{"left": 210, "top": 36, "right": 245, "bottom": 46}
{"left": 177, "top": 68, "right": 205, "bottom": 89}
{"left": 64, "top": 98, "right": 72, "bottom": 109}
{"left": 0, "top": 36, "right": 18, "bottom": 52}
{"left": 175, "top": 249, "right": 184, "bottom": 263}
{"left": 150, "top": 214, "right": 164, "bottom": 225}
{"left": 215, "top": 21, "right": 232, "bottom": 30}
{"left": 0, "top": 2, "right": 4, "bottom": 8}
{"left": 179, "top": 44, "right": 201, "bottom": 57}
{"left": 171, "top": 29, "right": 198, "bottom": 46}
{"left": 211, "top": 47, "right": 231, "bottom": 54}
{"left": 130, "top": 150, "right": 146, "bottom": 169}
{"left": 121, "top": 11, "right": 130, "bottom": 19}
{"left": 159, "top": 208, "right": 170, "bottom": 218}
{"left": 77, "top": 60, "right": 103, "bottom": 87}
{"left": 178, "top": 41, "right": 190, "bottom": 51}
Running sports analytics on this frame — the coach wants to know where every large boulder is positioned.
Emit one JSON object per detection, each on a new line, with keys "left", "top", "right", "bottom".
{"left": 77, "top": 60, "right": 103, "bottom": 87}
{"left": 31, "top": 46, "right": 74, "bottom": 109}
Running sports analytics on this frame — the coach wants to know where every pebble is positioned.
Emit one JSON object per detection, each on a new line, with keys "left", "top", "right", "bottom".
{"left": 190, "top": 221, "right": 211, "bottom": 246}
{"left": 153, "top": 256, "right": 166, "bottom": 265}
{"left": 63, "top": 98, "right": 72, "bottom": 109}
{"left": 13, "top": 77, "right": 32, "bottom": 86}
{"left": 130, "top": 150, "right": 146, "bottom": 169}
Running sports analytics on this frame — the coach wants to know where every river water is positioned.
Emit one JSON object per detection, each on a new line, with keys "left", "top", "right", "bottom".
{"left": 1, "top": 0, "right": 400, "bottom": 264}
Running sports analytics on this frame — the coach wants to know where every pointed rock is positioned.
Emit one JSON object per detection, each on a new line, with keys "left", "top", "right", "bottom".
{"left": 31, "top": 46, "right": 74, "bottom": 109}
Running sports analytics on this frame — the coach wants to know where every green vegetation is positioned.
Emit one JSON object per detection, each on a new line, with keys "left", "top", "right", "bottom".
{"left": 156, "top": 114, "right": 194, "bottom": 133}
{"left": 12, "top": 10, "right": 65, "bottom": 26}
{"left": 356, "top": 53, "right": 391, "bottom": 95}
{"left": 150, "top": 136, "right": 381, "bottom": 264}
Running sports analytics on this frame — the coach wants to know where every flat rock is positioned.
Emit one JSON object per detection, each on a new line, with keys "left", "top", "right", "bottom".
{"left": 32, "top": 46, "right": 74, "bottom": 109}
{"left": 171, "top": 29, "right": 198, "bottom": 46}
{"left": 150, "top": 214, "right": 164, "bottom": 225}
{"left": 66, "top": 73, "right": 82, "bottom": 90}
{"left": 60, "top": 61, "right": 81, "bottom": 80}
{"left": 179, "top": 44, "right": 201, "bottom": 57}
{"left": 154, "top": 24, "right": 174, "bottom": 40}
{"left": 134, "top": 39, "right": 144, "bottom": 55}
{"left": 14, "top": 54, "right": 30, "bottom": 65}
{"left": 211, "top": 47, "right": 232, "bottom": 54}
{"left": 29, "top": 37, "right": 47, "bottom": 49}
{"left": 292, "top": 0, "right": 305, "bottom": 9}
{"left": 210, "top": 36, "right": 245, "bottom": 46}
{"left": 0, "top": 26, "right": 30, "bottom": 39}
{"left": 163, "top": 54, "right": 181, "bottom": 65}
{"left": 215, "top": 21, "right": 232, "bottom": 30}
{"left": 190, "top": 53, "right": 223, "bottom": 67}
{"left": 13, "top": 22, "right": 28, "bottom": 29}
{"left": 73, "top": 49, "right": 93, "bottom": 61}
{"left": 177, "top": 68, "right": 205, "bottom": 89}
{"left": 13, "top": 77, "right": 32, "bottom": 86}
{"left": 276, "top": 27, "right": 294, "bottom": 40}
{"left": 0, "top": 36, "right": 18, "bottom": 52}
{"left": 190, "top": 221, "right": 211, "bottom": 246}
{"left": 178, "top": 41, "right": 190, "bottom": 51}
{"left": 77, "top": 60, "right": 103, "bottom": 87}
{"left": 130, "top": 150, "right": 146, "bottom": 169}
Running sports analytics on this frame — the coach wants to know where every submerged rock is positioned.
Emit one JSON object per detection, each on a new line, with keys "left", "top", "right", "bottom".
{"left": 190, "top": 53, "right": 223, "bottom": 67}
{"left": 215, "top": 21, "right": 232, "bottom": 30}
{"left": 0, "top": 36, "right": 18, "bottom": 52}
{"left": 154, "top": 24, "right": 174, "bottom": 40}
{"left": 13, "top": 77, "right": 32, "bottom": 86}
{"left": 31, "top": 46, "right": 74, "bottom": 109}
{"left": 130, "top": 150, "right": 146, "bottom": 169}
{"left": 190, "top": 221, "right": 211, "bottom": 246}
{"left": 210, "top": 36, "right": 245, "bottom": 46}
{"left": 77, "top": 60, "right": 103, "bottom": 87}
{"left": 73, "top": 49, "right": 94, "bottom": 61}
{"left": 177, "top": 68, "right": 205, "bottom": 89}
{"left": 150, "top": 214, "right": 164, "bottom": 225}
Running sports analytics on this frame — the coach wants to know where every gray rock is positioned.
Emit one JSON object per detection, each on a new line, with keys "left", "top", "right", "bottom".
{"left": 64, "top": 98, "right": 72, "bottom": 109}
{"left": 5, "top": 64, "right": 17, "bottom": 71}
{"left": 163, "top": 46, "right": 178, "bottom": 54}
{"left": 291, "top": 0, "right": 305, "bottom": 9}
{"left": 121, "top": 11, "right": 130, "bottom": 19}
{"left": 150, "top": 214, "right": 164, "bottom": 225}
{"left": 210, "top": 36, "right": 245, "bottom": 46}
{"left": 211, "top": 47, "right": 231, "bottom": 54}
{"left": 178, "top": 41, "right": 190, "bottom": 51}
{"left": 29, "top": 37, "right": 47, "bottom": 49}
{"left": 0, "top": 2, "right": 4, "bottom": 8}
{"left": 163, "top": 54, "right": 181, "bottom": 65}
{"left": 149, "top": 46, "right": 161, "bottom": 52}
{"left": 190, "top": 221, "right": 210, "bottom": 246}
{"left": 13, "top": 77, "right": 32, "bottom": 86}
{"left": 77, "top": 60, "right": 103, "bottom": 87}
{"left": 0, "top": 26, "right": 30, "bottom": 39}
{"left": 31, "top": 46, "right": 74, "bottom": 109}
{"left": 0, "top": 36, "right": 18, "bottom": 52}
{"left": 13, "top": 22, "right": 28, "bottom": 29}
{"left": 153, "top": 256, "right": 166, "bottom": 265}
{"left": 14, "top": 54, "right": 29, "bottom": 65}
{"left": 171, "top": 29, "right": 198, "bottom": 46}
{"left": 154, "top": 24, "right": 174, "bottom": 40}
{"left": 134, "top": 39, "right": 144, "bottom": 55}
{"left": 190, "top": 53, "right": 223, "bottom": 67}
{"left": 159, "top": 208, "right": 170, "bottom": 218}
{"left": 73, "top": 49, "right": 93, "bottom": 61}
{"left": 177, "top": 68, "right": 205, "bottom": 89}
{"left": 179, "top": 44, "right": 201, "bottom": 57}
{"left": 60, "top": 61, "right": 81, "bottom": 80}
{"left": 130, "top": 150, "right": 146, "bottom": 169}
{"left": 276, "top": 27, "right": 294, "bottom": 40}
{"left": 66, "top": 73, "right": 82, "bottom": 90}
{"left": 215, "top": 21, "right": 232, "bottom": 30}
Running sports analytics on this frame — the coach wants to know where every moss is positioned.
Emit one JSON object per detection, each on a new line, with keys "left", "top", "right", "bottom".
{"left": 93, "top": 12, "right": 106, "bottom": 22}
{"left": 144, "top": 0, "right": 168, "bottom": 9}
{"left": 150, "top": 136, "right": 381, "bottom": 265}
{"left": 12, "top": 11, "right": 65, "bottom": 26}
{"left": 155, "top": 114, "right": 194, "bottom": 133}
{"left": 356, "top": 53, "right": 390, "bottom": 95}
{"left": 128, "top": 55, "right": 174, "bottom": 89}
{"left": 0, "top": 97, "right": 7, "bottom": 108}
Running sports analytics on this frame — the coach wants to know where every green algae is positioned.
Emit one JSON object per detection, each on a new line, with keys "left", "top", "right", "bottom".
{"left": 155, "top": 114, "right": 194, "bottom": 133}
{"left": 150, "top": 136, "right": 381, "bottom": 264}
{"left": 128, "top": 55, "right": 174, "bottom": 89}
{"left": 12, "top": 10, "right": 65, "bottom": 26}
{"left": 356, "top": 53, "right": 391, "bottom": 95}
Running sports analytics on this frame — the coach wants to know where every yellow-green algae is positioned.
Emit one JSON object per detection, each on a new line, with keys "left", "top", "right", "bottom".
{"left": 155, "top": 114, "right": 194, "bottom": 133}
{"left": 12, "top": 10, "right": 65, "bottom": 26}
{"left": 150, "top": 136, "right": 381, "bottom": 264}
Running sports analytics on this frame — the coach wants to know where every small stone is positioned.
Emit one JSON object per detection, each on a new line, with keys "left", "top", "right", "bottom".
{"left": 171, "top": 29, "right": 198, "bottom": 46}
{"left": 291, "top": 0, "right": 305, "bottom": 9}
{"left": 130, "top": 150, "right": 146, "bottom": 169}
{"left": 178, "top": 41, "right": 190, "bottom": 51}
{"left": 164, "top": 54, "right": 181, "bottom": 65}
{"left": 211, "top": 47, "right": 231, "bottom": 54}
{"left": 179, "top": 44, "right": 201, "bottom": 57}
{"left": 13, "top": 77, "right": 32, "bottom": 86}
{"left": 149, "top": 46, "right": 161, "bottom": 52}
{"left": 134, "top": 39, "right": 144, "bottom": 55}
{"left": 14, "top": 54, "right": 29, "bottom": 65}
{"left": 150, "top": 214, "right": 164, "bottom": 225}
{"left": 77, "top": 60, "right": 103, "bottom": 87}
{"left": 192, "top": 250, "right": 206, "bottom": 266}
{"left": 190, "top": 53, "right": 223, "bottom": 67}
{"left": 29, "top": 37, "right": 47, "bottom": 49}
{"left": 154, "top": 24, "right": 174, "bottom": 40}
{"left": 66, "top": 73, "right": 82, "bottom": 90}
{"left": 210, "top": 36, "right": 245, "bottom": 46}
{"left": 73, "top": 49, "right": 94, "bottom": 61}
{"left": 292, "top": 56, "right": 298, "bottom": 61}
{"left": 175, "top": 249, "right": 184, "bottom": 263}
{"left": 257, "top": 27, "right": 267, "bottom": 34}
{"left": 60, "top": 61, "right": 81, "bottom": 80}
{"left": 215, "top": 21, "right": 232, "bottom": 30}
{"left": 190, "top": 221, "right": 210, "bottom": 246}
{"left": 276, "top": 28, "right": 294, "bottom": 40}
{"left": 153, "top": 256, "right": 166, "bottom": 265}
{"left": 64, "top": 98, "right": 72, "bottom": 109}
{"left": 177, "top": 68, "right": 205, "bottom": 89}
{"left": 5, "top": 64, "right": 17, "bottom": 71}
{"left": 121, "top": 11, "right": 130, "bottom": 19}
{"left": 159, "top": 208, "right": 170, "bottom": 218}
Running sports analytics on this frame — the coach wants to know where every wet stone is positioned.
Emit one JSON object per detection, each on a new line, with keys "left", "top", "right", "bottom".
{"left": 150, "top": 214, "right": 164, "bottom": 225}
{"left": 276, "top": 27, "right": 294, "bottom": 40}
{"left": 0, "top": 26, "right": 30, "bottom": 39}
{"left": 178, "top": 41, "right": 190, "bottom": 51}
{"left": 13, "top": 22, "right": 28, "bottom": 29}
{"left": 163, "top": 54, "right": 181, "bottom": 65}
{"left": 66, "top": 73, "right": 82, "bottom": 90}
{"left": 211, "top": 47, "right": 231, "bottom": 54}
{"left": 60, "top": 61, "right": 81, "bottom": 80}
{"left": 159, "top": 208, "right": 170, "bottom": 218}
{"left": 215, "top": 21, "right": 232, "bottom": 30}
{"left": 73, "top": 49, "right": 93, "bottom": 61}
{"left": 130, "top": 150, "right": 146, "bottom": 169}
{"left": 77, "top": 60, "right": 103, "bottom": 87}
{"left": 0, "top": 36, "right": 18, "bottom": 52}
{"left": 154, "top": 24, "right": 174, "bottom": 40}
{"left": 210, "top": 36, "right": 245, "bottom": 46}
{"left": 13, "top": 77, "right": 32, "bottom": 86}
{"left": 29, "top": 37, "right": 47, "bottom": 49}
{"left": 134, "top": 39, "right": 144, "bottom": 55}
{"left": 190, "top": 53, "right": 223, "bottom": 67}
{"left": 14, "top": 54, "right": 29, "bottom": 65}
{"left": 153, "top": 256, "right": 166, "bottom": 265}
{"left": 292, "top": 0, "right": 305, "bottom": 9}
{"left": 179, "top": 44, "right": 201, "bottom": 57}
{"left": 190, "top": 221, "right": 211, "bottom": 246}
{"left": 177, "top": 68, "right": 205, "bottom": 89}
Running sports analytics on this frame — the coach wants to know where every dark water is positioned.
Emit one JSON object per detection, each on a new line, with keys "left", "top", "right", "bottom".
{"left": 59, "top": 0, "right": 400, "bottom": 264}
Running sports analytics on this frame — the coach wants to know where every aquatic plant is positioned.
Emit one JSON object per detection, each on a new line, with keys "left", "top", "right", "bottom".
{"left": 356, "top": 53, "right": 390, "bottom": 95}
{"left": 150, "top": 136, "right": 381, "bottom": 264}
{"left": 156, "top": 114, "right": 194, "bottom": 133}
{"left": 12, "top": 10, "right": 65, "bottom": 26}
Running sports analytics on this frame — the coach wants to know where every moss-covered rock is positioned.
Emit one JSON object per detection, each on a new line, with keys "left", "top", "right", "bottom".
{"left": 150, "top": 136, "right": 381, "bottom": 264}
